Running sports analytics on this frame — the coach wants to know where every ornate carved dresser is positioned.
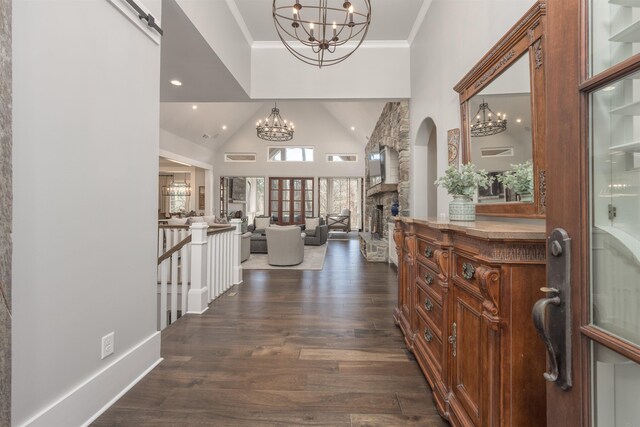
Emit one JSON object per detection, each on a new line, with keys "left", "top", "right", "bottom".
{"left": 394, "top": 218, "right": 547, "bottom": 426}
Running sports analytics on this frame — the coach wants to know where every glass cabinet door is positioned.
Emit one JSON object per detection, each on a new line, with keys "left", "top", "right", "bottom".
{"left": 588, "top": 3, "right": 640, "bottom": 424}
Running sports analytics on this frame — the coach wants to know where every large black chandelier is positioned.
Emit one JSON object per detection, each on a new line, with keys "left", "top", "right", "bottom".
{"left": 256, "top": 103, "right": 295, "bottom": 142}
{"left": 272, "top": 0, "right": 372, "bottom": 68}
{"left": 470, "top": 99, "right": 507, "bottom": 137}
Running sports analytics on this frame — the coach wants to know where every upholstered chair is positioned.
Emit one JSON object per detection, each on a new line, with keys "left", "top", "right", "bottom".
{"left": 265, "top": 225, "right": 305, "bottom": 266}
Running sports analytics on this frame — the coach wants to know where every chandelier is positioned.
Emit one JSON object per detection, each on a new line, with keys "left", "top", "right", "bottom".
{"left": 162, "top": 174, "right": 191, "bottom": 197}
{"left": 272, "top": 0, "right": 372, "bottom": 68}
{"left": 470, "top": 99, "right": 507, "bottom": 137}
{"left": 256, "top": 103, "right": 294, "bottom": 141}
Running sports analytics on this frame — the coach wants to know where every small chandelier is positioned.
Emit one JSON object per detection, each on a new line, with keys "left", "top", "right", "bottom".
{"left": 470, "top": 99, "right": 507, "bottom": 137}
{"left": 256, "top": 103, "right": 294, "bottom": 142}
{"left": 273, "top": 0, "right": 372, "bottom": 68}
{"left": 162, "top": 174, "right": 191, "bottom": 197}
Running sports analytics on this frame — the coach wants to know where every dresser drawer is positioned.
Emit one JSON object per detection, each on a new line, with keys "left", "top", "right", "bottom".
{"left": 417, "top": 261, "right": 443, "bottom": 302}
{"left": 416, "top": 237, "right": 441, "bottom": 272}
{"left": 415, "top": 310, "right": 443, "bottom": 375}
{"left": 416, "top": 282, "right": 443, "bottom": 339}
{"left": 453, "top": 254, "right": 499, "bottom": 296}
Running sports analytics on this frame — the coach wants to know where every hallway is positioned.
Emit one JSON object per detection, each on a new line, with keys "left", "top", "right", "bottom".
{"left": 93, "top": 237, "right": 446, "bottom": 426}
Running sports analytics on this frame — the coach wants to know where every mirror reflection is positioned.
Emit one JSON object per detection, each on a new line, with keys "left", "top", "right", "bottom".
{"left": 468, "top": 52, "right": 534, "bottom": 204}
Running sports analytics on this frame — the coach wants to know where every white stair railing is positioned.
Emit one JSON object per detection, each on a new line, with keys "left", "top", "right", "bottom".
{"left": 156, "top": 221, "right": 241, "bottom": 331}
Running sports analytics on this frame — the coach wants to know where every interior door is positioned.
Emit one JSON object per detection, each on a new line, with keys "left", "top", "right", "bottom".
{"left": 544, "top": 0, "right": 640, "bottom": 425}
{"left": 269, "top": 177, "right": 314, "bottom": 225}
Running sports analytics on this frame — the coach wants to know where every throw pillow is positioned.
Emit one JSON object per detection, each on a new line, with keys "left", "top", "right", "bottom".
{"left": 254, "top": 216, "right": 271, "bottom": 230}
{"left": 305, "top": 217, "right": 320, "bottom": 231}
{"left": 340, "top": 208, "right": 350, "bottom": 216}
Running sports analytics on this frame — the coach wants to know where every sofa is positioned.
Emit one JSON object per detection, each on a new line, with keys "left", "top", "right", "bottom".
{"left": 248, "top": 215, "right": 272, "bottom": 253}
{"left": 265, "top": 225, "right": 305, "bottom": 266}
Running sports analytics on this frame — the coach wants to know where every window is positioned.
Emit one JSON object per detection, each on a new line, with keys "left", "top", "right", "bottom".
{"left": 480, "top": 147, "right": 514, "bottom": 157}
{"left": 327, "top": 154, "right": 358, "bottom": 162}
{"left": 268, "top": 146, "right": 314, "bottom": 162}
{"left": 224, "top": 153, "right": 256, "bottom": 162}
{"left": 319, "top": 177, "right": 362, "bottom": 230}
{"left": 269, "top": 177, "right": 314, "bottom": 225}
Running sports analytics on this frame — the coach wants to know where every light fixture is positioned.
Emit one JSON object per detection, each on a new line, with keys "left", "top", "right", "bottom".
{"left": 170, "top": 79, "right": 182, "bottom": 86}
{"left": 351, "top": 126, "right": 355, "bottom": 131}
{"left": 256, "top": 103, "right": 294, "bottom": 141}
{"left": 192, "top": 105, "right": 198, "bottom": 110}
{"left": 470, "top": 99, "right": 507, "bottom": 137}
{"left": 222, "top": 125, "right": 227, "bottom": 130}
{"left": 272, "top": 0, "right": 372, "bottom": 68}
{"left": 162, "top": 173, "right": 191, "bottom": 197}
{"left": 516, "top": 118, "right": 522, "bottom": 123}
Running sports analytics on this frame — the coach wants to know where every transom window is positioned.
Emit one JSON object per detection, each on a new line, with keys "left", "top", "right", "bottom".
{"left": 268, "top": 146, "right": 314, "bottom": 162}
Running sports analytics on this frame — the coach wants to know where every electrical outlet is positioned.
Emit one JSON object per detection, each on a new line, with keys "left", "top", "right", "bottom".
{"left": 101, "top": 332, "right": 115, "bottom": 359}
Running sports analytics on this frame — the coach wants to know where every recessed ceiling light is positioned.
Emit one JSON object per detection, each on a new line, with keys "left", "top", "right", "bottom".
{"left": 516, "top": 118, "right": 522, "bottom": 123}
{"left": 351, "top": 126, "right": 355, "bottom": 131}
{"left": 603, "top": 85, "right": 616, "bottom": 92}
{"left": 192, "top": 105, "right": 198, "bottom": 110}
{"left": 222, "top": 125, "right": 227, "bottom": 130}
{"left": 170, "top": 79, "right": 182, "bottom": 86}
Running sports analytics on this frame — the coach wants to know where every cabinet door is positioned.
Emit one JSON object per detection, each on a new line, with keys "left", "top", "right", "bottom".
{"left": 450, "top": 284, "right": 486, "bottom": 426}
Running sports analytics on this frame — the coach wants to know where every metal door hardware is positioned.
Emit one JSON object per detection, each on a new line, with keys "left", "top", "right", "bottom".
{"left": 608, "top": 204, "right": 617, "bottom": 220}
{"left": 425, "top": 298, "right": 434, "bottom": 312}
{"left": 448, "top": 322, "right": 457, "bottom": 357}
{"left": 532, "top": 228, "right": 572, "bottom": 390}
{"left": 424, "top": 328, "right": 433, "bottom": 343}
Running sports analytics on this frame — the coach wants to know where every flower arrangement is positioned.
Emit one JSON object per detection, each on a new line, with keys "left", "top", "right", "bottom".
{"left": 498, "top": 160, "right": 534, "bottom": 196}
{"left": 434, "top": 163, "right": 493, "bottom": 198}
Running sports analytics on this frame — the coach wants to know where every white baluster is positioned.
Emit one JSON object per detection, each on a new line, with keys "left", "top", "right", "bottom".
{"left": 207, "top": 233, "right": 213, "bottom": 302}
{"left": 226, "top": 231, "right": 232, "bottom": 291}
{"left": 160, "top": 259, "right": 168, "bottom": 330}
{"left": 215, "top": 233, "right": 221, "bottom": 298}
{"left": 180, "top": 229, "right": 189, "bottom": 317}
{"left": 188, "top": 222, "right": 209, "bottom": 314}
{"left": 230, "top": 219, "right": 243, "bottom": 285}
{"left": 171, "top": 252, "right": 178, "bottom": 324}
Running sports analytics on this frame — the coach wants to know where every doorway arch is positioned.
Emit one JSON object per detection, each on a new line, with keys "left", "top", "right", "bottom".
{"left": 415, "top": 117, "right": 438, "bottom": 218}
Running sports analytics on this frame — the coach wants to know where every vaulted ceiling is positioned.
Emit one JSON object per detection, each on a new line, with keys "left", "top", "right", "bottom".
{"left": 159, "top": 0, "right": 430, "bottom": 150}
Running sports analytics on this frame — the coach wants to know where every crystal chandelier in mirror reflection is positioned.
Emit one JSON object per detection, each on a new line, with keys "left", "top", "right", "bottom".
{"left": 256, "top": 103, "right": 295, "bottom": 142}
{"left": 470, "top": 99, "right": 507, "bottom": 137}
{"left": 272, "top": 0, "right": 372, "bottom": 68}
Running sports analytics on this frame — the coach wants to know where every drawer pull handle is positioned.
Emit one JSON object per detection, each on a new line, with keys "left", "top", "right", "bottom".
{"left": 425, "top": 274, "right": 434, "bottom": 285}
{"left": 424, "top": 328, "right": 433, "bottom": 343}
{"left": 425, "top": 247, "right": 434, "bottom": 258}
{"left": 462, "top": 262, "right": 475, "bottom": 280}
{"left": 425, "top": 298, "right": 433, "bottom": 312}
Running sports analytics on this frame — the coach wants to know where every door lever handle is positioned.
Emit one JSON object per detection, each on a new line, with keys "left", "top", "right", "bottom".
{"left": 532, "top": 228, "right": 572, "bottom": 390}
{"left": 532, "top": 288, "right": 561, "bottom": 382}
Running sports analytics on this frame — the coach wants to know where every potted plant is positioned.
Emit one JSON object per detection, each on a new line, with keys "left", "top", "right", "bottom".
{"left": 434, "top": 163, "right": 493, "bottom": 221}
{"left": 498, "top": 160, "right": 534, "bottom": 202}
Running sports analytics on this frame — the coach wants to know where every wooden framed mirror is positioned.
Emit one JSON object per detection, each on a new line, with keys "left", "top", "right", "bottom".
{"left": 454, "top": 1, "right": 546, "bottom": 218}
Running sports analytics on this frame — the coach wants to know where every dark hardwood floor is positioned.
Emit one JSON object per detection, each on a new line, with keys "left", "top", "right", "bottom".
{"left": 93, "top": 236, "right": 447, "bottom": 426}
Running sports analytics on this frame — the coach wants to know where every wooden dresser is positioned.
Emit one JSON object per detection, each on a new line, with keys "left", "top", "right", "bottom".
{"left": 394, "top": 217, "right": 547, "bottom": 427}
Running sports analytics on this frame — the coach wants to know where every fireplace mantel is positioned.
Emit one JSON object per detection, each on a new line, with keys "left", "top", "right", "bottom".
{"left": 366, "top": 183, "right": 398, "bottom": 197}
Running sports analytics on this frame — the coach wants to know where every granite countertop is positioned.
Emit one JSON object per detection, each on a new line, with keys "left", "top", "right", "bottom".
{"left": 396, "top": 217, "right": 546, "bottom": 241}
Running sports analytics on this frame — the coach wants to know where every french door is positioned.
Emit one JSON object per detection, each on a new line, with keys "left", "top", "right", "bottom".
{"left": 545, "top": 0, "right": 640, "bottom": 425}
{"left": 269, "top": 177, "right": 314, "bottom": 225}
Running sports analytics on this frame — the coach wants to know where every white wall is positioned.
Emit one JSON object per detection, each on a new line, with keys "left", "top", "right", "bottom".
{"left": 251, "top": 42, "right": 411, "bottom": 99}
{"left": 12, "top": 1, "right": 161, "bottom": 425}
{"left": 214, "top": 102, "right": 367, "bottom": 215}
{"left": 160, "top": 128, "right": 214, "bottom": 166}
{"left": 409, "top": 0, "right": 535, "bottom": 218}
{"left": 176, "top": 0, "right": 252, "bottom": 94}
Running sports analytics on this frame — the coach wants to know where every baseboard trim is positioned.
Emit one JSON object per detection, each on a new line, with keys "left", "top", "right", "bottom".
{"left": 20, "top": 332, "right": 161, "bottom": 427}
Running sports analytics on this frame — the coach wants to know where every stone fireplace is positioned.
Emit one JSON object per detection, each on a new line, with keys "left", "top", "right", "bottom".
{"left": 359, "top": 101, "right": 410, "bottom": 262}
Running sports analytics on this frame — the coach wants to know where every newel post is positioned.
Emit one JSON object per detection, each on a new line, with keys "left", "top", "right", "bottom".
{"left": 230, "top": 219, "right": 243, "bottom": 285}
{"left": 188, "top": 222, "right": 209, "bottom": 314}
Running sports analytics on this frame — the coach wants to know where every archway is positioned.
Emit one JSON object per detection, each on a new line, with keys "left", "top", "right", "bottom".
{"left": 415, "top": 117, "right": 438, "bottom": 218}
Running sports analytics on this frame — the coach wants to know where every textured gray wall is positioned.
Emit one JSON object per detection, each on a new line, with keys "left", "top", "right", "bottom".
{"left": 0, "top": 0, "right": 12, "bottom": 424}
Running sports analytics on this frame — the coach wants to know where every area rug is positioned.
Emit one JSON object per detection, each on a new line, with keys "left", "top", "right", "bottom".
{"left": 242, "top": 244, "right": 328, "bottom": 270}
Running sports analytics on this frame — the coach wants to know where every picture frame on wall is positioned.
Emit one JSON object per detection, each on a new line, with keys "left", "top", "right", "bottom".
{"left": 198, "top": 186, "right": 205, "bottom": 210}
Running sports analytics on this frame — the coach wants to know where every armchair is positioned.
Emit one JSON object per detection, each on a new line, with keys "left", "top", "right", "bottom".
{"left": 303, "top": 217, "right": 328, "bottom": 246}
{"left": 326, "top": 208, "right": 351, "bottom": 233}
{"left": 265, "top": 226, "right": 305, "bottom": 266}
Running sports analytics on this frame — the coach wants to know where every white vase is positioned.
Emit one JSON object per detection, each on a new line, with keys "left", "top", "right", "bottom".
{"left": 449, "top": 195, "right": 475, "bottom": 221}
